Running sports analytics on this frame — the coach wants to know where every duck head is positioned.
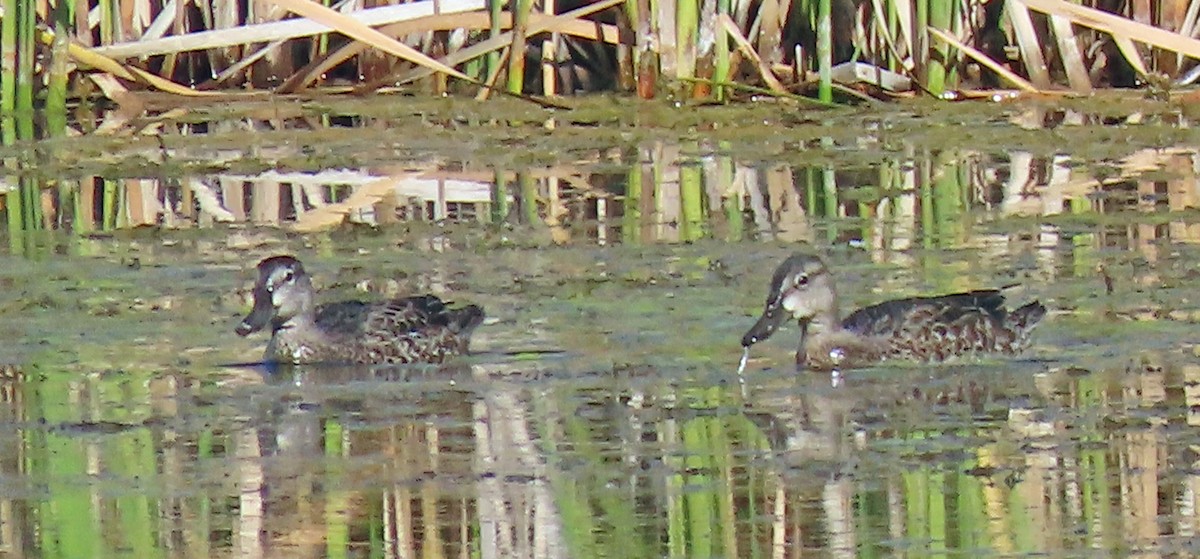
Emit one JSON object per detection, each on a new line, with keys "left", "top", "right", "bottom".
{"left": 741, "top": 253, "right": 839, "bottom": 347}
{"left": 236, "top": 255, "right": 315, "bottom": 336}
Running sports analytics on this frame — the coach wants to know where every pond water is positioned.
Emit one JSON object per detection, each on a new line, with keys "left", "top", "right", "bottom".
{"left": 2, "top": 96, "right": 1200, "bottom": 558}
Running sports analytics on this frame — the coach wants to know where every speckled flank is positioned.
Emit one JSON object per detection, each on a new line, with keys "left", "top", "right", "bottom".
{"left": 237, "top": 256, "right": 484, "bottom": 365}
{"left": 744, "top": 253, "right": 1046, "bottom": 370}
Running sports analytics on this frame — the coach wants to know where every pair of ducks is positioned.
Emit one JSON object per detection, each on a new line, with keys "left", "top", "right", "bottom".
{"left": 237, "top": 253, "right": 1046, "bottom": 369}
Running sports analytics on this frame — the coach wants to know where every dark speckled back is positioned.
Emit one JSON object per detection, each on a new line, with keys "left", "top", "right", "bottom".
{"left": 842, "top": 290, "right": 1045, "bottom": 362}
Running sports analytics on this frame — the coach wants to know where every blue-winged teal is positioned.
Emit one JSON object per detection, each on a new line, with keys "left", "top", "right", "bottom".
{"left": 235, "top": 255, "right": 485, "bottom": 365}
{"left": 741, "top": 253, "right": 1046, "bottom": 370}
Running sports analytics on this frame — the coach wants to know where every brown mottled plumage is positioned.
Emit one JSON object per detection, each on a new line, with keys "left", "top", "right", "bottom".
{"left": 741, "top": 253, "right": 1045, "bottom": 370}
{"left": 236, "top": 256, "right": 484, "bottom": 365}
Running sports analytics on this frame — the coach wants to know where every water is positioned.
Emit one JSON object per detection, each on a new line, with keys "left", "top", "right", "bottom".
{"left": 2, "top": 97, "right": 1200, "bottom": 558}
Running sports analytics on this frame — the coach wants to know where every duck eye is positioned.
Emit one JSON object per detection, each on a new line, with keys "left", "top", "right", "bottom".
{"left": 793, "top": 273, "right": 809, "bottom": 287}
{"left": 265, "top": 270, "right": 295, "bottom": 292}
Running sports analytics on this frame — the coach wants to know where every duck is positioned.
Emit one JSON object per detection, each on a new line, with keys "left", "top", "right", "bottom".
{"left": 741, "top": 253, "right": 1045, "bottom": 370}
{"left": 235, "top": 255, "right": 484, "bottom": 365}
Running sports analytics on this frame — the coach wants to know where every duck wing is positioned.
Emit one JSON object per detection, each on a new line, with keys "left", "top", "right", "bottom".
{"left": 313, "top": 296, "right": 461, "bottom": 335}
{"left": 313, "top": 300, "right": 374, "bottom": 333}
{"left": 316, "top": 295, "right": 484, "bottom": 338}
{"left": 841, "top": 289, "right": 1006, "bottom": 337}
{"left": 841, "top": 290, "right": 1045, "bottom": 361}
{"left": 314, "top": 296, "right": 485, "bottom": 363}
{"left": 365, "top": 295, "right": 484, "bottom": 334}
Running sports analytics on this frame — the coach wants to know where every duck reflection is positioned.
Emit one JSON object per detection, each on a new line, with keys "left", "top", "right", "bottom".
{"left": 226, "top": 357, "right": 571, "bottom": 559}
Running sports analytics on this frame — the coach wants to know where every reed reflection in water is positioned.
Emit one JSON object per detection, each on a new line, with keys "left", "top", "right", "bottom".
{"left": 2, "top": 136, "right": 1200, "bottom": 557}
{"left": 4, "top": 351, "right": 1200, "bottom": 558}
{"left": 4, "top": 142, "right": 1200, "bottom": 252}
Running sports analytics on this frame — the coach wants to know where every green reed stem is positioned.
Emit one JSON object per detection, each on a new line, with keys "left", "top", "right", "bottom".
{"left": 6, "top": 191, "right": 22, "bottom": 253}
{"left": 636, "top": 0, "right": 656, "bottom": 96}
{"left": 507, "top": 0, "right": 532, "bottom": 93}
{"left": 932, "top": 154, "right": 963, "bottom": 246}
{"left": 816, "top": 0, "right": 832, "bottom": 102}
{"left": 0, "top": 0, "right": 16, "bottom": 145}
{"left": 46, "top": 4, "right": 74, "bottom": 138}
{"left": 679, "top": 149, "right": 703, "bottom": 241}
{"left": 677, "top": 0, "right": 698, "bottom": 81}
{"left": 323, "top": 421, "right": 349, "bottom": 559}
{"left": 490, "top": 169, "right": 509, "bottom": 223}
{"left": 715, "top": 0, "right": 730, "bottom": 100}
{"left": 718, "top": 143, "right": 740, "bottom": 241}
{"left": 926, "top": 0, "right": 952, "bottom": 93}
{"left": 804, "top": 166, "right": 817, "bottom": 214}
{"left": 324, "top": 490, "right": 350, "bottom": 559}
{"left": 915, "top": 0, "right": 928, "bottom": 75}
{"left": 551, "top": 403, "right": 602, "bottom": 556}
{"left": 955, "top": 469, "right": 985, "bottom": 551}
{"left": 919, "top": 158, "right": 933, "bottom": 249}
{"left": 619, "top": 0, "right": 639, "bottom": 89}
{"left": 22, "top": 181, "right": 41, "bottom": 231}
{"left": 487, "top": 0, "right": 503, "bottom": 82}
{"left": 552, "top": 472, "right": 599, "bottom": 556}
{"left": 113, "top": 425, "right": 158, "bottom": 559}
{"left": 878, "top": 161, "right": 897, "bottom": 244}
{"left": 902, "top": 454, "right": 929, "bottom": 544}
{"left": 890, "top": 0, "right": 905, "bottom": 73}
{"left": 683, "top": 418, "right": 715, "bottom": 557}
{"left": 822, "top": 165, "right": 837, "bottom": 242}
{"left": 193, "top": 432, "right": 214, "bottom": 558}
{"left": 624, "top": 152, "right": 644, "bottom": 244}
{"left": 518, "top": 172, "right": 538, "bottom": 224}
{"left": 15, "top": 0, "right": 35, "bottom": 140}
{"left": 1008, "top": 478, "right": 1038, "bottom": 550}
{"left": 928, "top": 468, "right": 948, "bottom": 552}
{"left": 76, "top": 180, "right": 96, "bottom": 233}
{"left": 43, "top": 431, "right": 104, "bottom": 556}
{"left": 710, "top": 414, "right": 737, "bottom": 557}
{"left": 102, "top": 179, "right": 118, "bottom": 230}
{"left": 1081, "top": 437, "right": 1111, "bottom": 539}
{"left": 664, "top": 420, "right": 685, "bottom": 557}
{"left": 98, "top": 0, "right": 115, "bottom": 45}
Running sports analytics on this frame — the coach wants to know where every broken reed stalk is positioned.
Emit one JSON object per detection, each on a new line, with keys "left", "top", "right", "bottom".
{"left": 677, "top": 0, "right": 699, "bottom": 85}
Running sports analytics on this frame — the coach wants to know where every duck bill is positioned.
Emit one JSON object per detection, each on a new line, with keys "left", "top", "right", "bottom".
{"left": 236, "top": 289, "right": 273, "bottom": 336}
{"left": 741, "top": 304, "right": 785, "bottom": 347}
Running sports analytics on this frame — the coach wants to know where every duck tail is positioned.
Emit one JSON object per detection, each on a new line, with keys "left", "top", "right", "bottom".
{"left": 1007, "top": 301, "right": 1047, "bottom": 334}
{"left": 449, "top": 305, "right": 486, "bottom": 337}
